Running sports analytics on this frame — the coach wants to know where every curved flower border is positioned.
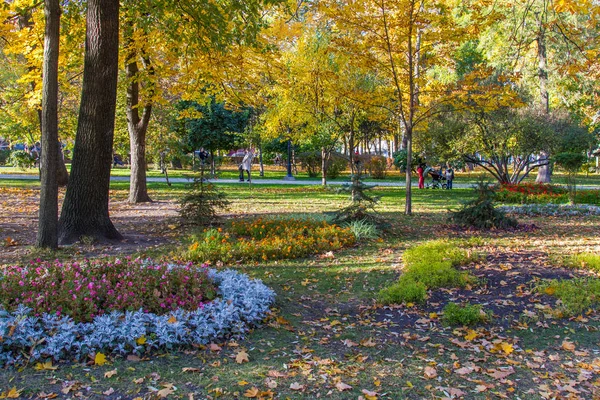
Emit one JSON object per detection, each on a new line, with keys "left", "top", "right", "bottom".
{"left": 0, "top": 268, "right": 275, "bottom": 367}
{"left": 499, "top": 204, "right": 600, "bottom": 217}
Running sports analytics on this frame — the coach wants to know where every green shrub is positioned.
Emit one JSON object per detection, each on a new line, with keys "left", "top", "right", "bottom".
{"left": 564, "top": 253, "right": 600, "bottom": 272}
{"left": 377, "top": 278, "right": 427, "bottom": 305}
{"left": 449, "top": 178, "right": 518, "bottom": 229}
{"left": 442, "top": 302, "right": 488, "bottom": 326}
{"left": 0, "top": 149, "right": 10, "bottom": 165}
{"left": 377, "top": 240, "right": 479, "bottom": 305}
{"left": 537, "top": 278, "right": 600, "bottom": 316}
{"left": 8, "top": 150, "right": 35, "bottom": 169}
{"left": 332, "top": 170, "right": 382, "bottom": 225}
{"left": 297, "top": 151, "right": 321, "bottom": 177}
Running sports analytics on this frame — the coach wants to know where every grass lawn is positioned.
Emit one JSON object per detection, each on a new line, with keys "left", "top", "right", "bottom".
{"left": 0, "top": 180, "right": 599, "bottom": 399}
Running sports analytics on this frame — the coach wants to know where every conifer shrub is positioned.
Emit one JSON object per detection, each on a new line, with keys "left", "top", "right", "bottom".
{"left": 180, "top": 166, "right": 230, "bottom": 226}
{"left": 449, "top": 177, "right": 518, "bottom": 229}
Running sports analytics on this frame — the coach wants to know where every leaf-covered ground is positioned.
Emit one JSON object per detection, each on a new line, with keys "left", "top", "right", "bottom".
{"left": 0, "top": 181, "right": 599, "bottom": 399}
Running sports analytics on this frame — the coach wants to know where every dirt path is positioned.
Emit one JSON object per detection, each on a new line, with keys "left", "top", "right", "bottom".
{"left": 0, "top": 187, "right": 182, "bottom": 264}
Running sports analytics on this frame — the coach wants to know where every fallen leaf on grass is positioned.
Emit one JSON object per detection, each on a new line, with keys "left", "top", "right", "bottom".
{"left": 0, "top": 388, "right": 21, "bottom": 399}
{"left": 236, "top": 350, "right": 250, "bottom": 364}
{"left": 342, "top": 339, "right": 358, "bottom": 347}
{"left": 424, "top": 366, "right": 437, "bottom": 379}
{"left": 360, "top": 338, "right": 376, "bottom": 347}
{"left": 94, "top": 352, "right": 107, "bottom": 366}
{"left": 243, "top": 387, "right": 260, "bottom": 398}
{"left": 464, "top": 330, "right": 478, "bottom": 341}
{"left": 127, "top": 355, "right": 141, "bottom": 362}
{"left": 267, "top": 370, "right": 287, "bottom": 378}
{"left": 157, "top": 386, "right": 175, "bottom": 398}
{"left": 361, "top": 389, "right": 378, "bottom": 399}
{"left": 454, "top": 366, "right": 474, "bottom": 375}
{"left": 561, "top": 340, "right": 575, "bottom": 351}
{"left": 182, "top": 367, "right": 201, "bottom": 373}
{"left": 34, "top": 360, "right": 58, "bottom": 371}
{"left": 290, "top": 382, "right": 304, "bottom": 391}
{"left": 133, "top": 378, "right": 144, "bottom": 384}
{"left": 36, "top": 392, "right": 57, "bottom": 399}
{"left": 104, "top": 369, "right": 117, "bottom": 378}
{"left": 500, "top": 342, "right": 514, "bottom": 355}
{"left": 103, "top": 388, "right": 114, "bottom": 396}
{"left": 209, "top": 343, "right": 222, "bottom": 352}
{"left": 335, "top": 382, "right": 352, "bottom": 391}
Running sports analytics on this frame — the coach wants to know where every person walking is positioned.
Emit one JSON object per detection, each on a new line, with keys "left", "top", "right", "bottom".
{"left": 445, "top": 166, "right": 454, "bottom": 189}
{"left": 239, "top": 149, "right": 254, "bottom": 182}
{"left": 417, "top": 164, "right": 425, "bottom": 189}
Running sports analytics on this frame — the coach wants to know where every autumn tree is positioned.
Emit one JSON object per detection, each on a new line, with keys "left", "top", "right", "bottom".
{"left": 58, "top": 0, "right": 121, "bottom": 244}
{"left": 321, "top": 0, "right": 473, "bottom": 213}
{"left": 36, "top": 0, "right": 60, "bottom": 249}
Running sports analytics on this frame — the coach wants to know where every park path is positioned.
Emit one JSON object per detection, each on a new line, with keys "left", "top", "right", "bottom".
{"left": 2, "top": 173, "right": 600, "bottom": 190}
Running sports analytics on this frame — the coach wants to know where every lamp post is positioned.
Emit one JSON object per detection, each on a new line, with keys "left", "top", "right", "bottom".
{"left": 284, "top": 139, "right": 295, "bottom": 180}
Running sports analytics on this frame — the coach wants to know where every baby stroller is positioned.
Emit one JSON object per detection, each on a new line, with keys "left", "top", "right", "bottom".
{"left": 424, "top": 167, "right": 447, "bottom": 189}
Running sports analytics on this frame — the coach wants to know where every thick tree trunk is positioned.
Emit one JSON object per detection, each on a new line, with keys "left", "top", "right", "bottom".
{"left": 37, "top": 0, "right": 61, "bottom": 249}
{"left": 58, "top": 0, "right": 122, "bottom": 244}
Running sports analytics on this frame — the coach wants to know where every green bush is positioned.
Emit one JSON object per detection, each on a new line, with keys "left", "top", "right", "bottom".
{"left": 564, "top": 253, "right": 600, "bottom": 272}
{"left": 326, "top": 154, "right": 348, "bottom": 179}
{"left": 377, "top": 240, "right": 479, "bottom": 305}
{"left": 537, "top": 278, "right": 600, "bottom": 316}
{"left": 377, "top": 279, "right": 427, "bottom": 305}
{"left": 442, "top": 303, "right": 488, "bottom": 326}
{"left": 449, "top": 178, "right": 518, "bottom": 229}
{"left": 8, "top": 150, "right": 35, "bottom": 169}
{"left": 297, "top": 151, "right": 321, "bottom": 177}
{"left": 0, "top": 149, "right": 10, "bottom": 165}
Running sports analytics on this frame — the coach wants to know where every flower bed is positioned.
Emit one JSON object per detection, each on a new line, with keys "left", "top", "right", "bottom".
{"left": 0, "top": 259, "right": 217, "bottom": 323}
{"left": 498, "top": 204, "right": 600, "bottom": 217}
{"left": 495, "top": 183, "right": 600, "bottom": 205}
{"left": 186, "top": 217, "right": 356, "bottom": 264}
{"left": 0, "top": 262, "right": 275, "bottom": 367}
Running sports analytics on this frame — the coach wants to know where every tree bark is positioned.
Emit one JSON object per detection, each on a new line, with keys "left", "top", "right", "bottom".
{"left": 321, "top": 146, "right": 328, "bottom": 186}
{"left": 536, "top": 12, "right": 551, "bottom": 183}
{"left": 37, "top": 0, "right": 61, "bottom": 249}
{"left": 58, "top": 0, "right": 122, "bottom": 244}
{"left": 126, "top": 52, "right": 152, "bottom": 203}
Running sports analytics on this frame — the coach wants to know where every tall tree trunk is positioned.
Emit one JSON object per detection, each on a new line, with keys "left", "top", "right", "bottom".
{"left": 37, "top": 0, "right": 61, "bottom": 249}
{"left": 126, "top": 48, "right": 153, "bottom": 203}
{"left": 536, "top": 12, "right": 551, "bottom": 183}
{"left": 58, "top": 0, "right": 122, "bottom": 244}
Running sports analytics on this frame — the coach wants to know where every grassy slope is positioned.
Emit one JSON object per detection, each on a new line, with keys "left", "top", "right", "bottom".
{"left": 0, "top": 181, "right": 598, "bottom": 399}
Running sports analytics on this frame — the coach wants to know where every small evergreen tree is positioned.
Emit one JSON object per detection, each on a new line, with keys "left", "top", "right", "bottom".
{"left": 180, "top": 164, "right": 230, "bottom": 226}
{"left": 332, "top": 167, "right": 382, "bottom": 224}
{"left": 449, "top": 177, "right": 517, "bottom": 229}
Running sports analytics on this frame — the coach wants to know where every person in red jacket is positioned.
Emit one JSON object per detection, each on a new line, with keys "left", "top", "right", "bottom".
{"left": 417, "top": 164, "right": 425, "bottom": 189}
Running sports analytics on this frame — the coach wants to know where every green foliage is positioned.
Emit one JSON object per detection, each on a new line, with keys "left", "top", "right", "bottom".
{"left": 296, "top": 151, "right": 321, "bottom": 177}
{"left": 326, "top": 154, "right": 348, "bottom": 179}
{"left": 449, "top": 178, "right": 518, "bottom": 229}
{"left": 442, "top": 303, "right": 488, "bottom": 326}
{"left": 179, "top": 167, "right": 230, "bottom": 226}
{"left": 8, "top": 150, "right": 35, "bottom": 169}
{"left": 377, "top": 279, "right": 427, "bottom": 305}
{"left": 564, "top": 253, "right": 600, "bottom": 273}
{"left": 537, "top": 278, "right": 600, "bottom": 316}
{"left": 554, "top": 152, "right": 588, "bottom": 204}
{"left": 377, "top": 240, "right": 478, "bottom": 305}
{"left": 344, "top": 219, "right": 379, "bottom": 240}
{"left": 0, "top": 149, "right": 10, "bottom": 165}
{"left": 186, "top": 217, "right": 356, "bottom": 264}
{"left": 392, "top": 149, "right": 408, "bottom": 171}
